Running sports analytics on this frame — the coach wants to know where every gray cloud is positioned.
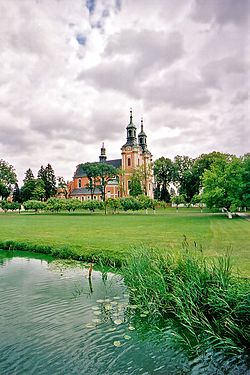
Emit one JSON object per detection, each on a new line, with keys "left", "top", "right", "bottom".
{"left": 143, "top": 71, "right": 211, "bottom": 109}
{"left": 191, "top": 0, "right": 250, "bottom": 26}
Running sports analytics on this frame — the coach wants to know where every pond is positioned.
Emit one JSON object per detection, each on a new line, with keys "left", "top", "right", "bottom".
{"left": 0, "top": 251, "right": 249, "bottom": 375}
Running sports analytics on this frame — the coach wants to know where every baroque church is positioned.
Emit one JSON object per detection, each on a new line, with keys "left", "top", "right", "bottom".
{"left": 68, "top": 110, "right": 153, "bottom": 200}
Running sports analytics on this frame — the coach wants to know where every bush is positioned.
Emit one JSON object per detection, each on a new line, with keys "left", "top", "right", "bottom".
{"left": 23, "top": 200, "right": 46, "bottom": 212}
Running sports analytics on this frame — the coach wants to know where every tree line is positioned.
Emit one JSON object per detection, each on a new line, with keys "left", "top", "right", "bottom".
{"left": 154, "top": 152, "right": 250, "bottom": 213}
{"left": 0, "top": 151, "right": 249, "bottom": 214}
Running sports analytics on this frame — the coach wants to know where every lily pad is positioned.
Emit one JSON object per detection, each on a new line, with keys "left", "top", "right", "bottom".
{"left": 114, "top": 319, "right": 123, "bottom": 325}
{"left": 128, "top": 325, "right": 135, "bottom": 331}
{"left": 124, "top": 334, "right": 131, "bottom": 340}
{"left": 113, "top": 340, "right": 122, "bottom": 347}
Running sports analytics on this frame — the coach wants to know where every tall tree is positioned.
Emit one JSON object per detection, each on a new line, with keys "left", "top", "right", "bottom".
{"left": 0, "top": 159, "right": 17, "bottom": 199}
{"left": 21, "top": 168, "right": 36, "bottom": 202}
{"left": 129, "top": 171, "right": 143, "bottom": 197}
{"left": 202, "top": 156, "right": 246, "bottom": 216}
{"left": 57, "top": 176, "right": 68, "bottom": 198}
{"left": 97, "top": 163, "right": 117, "bottom": 201}
{"left": 38, "top": 164, "right": 57, "bottom": 200}
{"left": 154, "top": 157, "right": 175, "bottom": 202}
{"left": 81, "top": 162, "right": 100, "bottom": 200}
{"left": 13, "top": 183, "right": 22, "bottom": 203}
{"left": 23, "top": 168, "right": 34, "bottom": 183}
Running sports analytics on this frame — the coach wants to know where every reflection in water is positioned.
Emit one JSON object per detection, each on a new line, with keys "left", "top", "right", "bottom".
{"left": 0, "top": 253, "right": 249, "bottom": 375}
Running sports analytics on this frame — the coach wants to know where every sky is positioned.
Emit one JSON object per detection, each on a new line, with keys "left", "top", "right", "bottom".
{"left": 0, "top": 0, "right": 249, "bottom": 184}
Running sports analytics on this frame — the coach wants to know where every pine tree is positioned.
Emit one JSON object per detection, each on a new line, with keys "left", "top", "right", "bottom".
{"left": 21, "top": 168, "right": 36, "bottom": 201}
{"left": 38, "top": 164, "right": 57, "bottom": 200}
{"left": 13, "top": 183, "right": 22, "bottom": 202}
{"left": 23, "top": 168, "right": 34, "bottom": 183}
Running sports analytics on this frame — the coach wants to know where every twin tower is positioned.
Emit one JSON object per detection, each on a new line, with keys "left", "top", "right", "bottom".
{"left": 120, "top": 109, "right": 153, "bottom": 198}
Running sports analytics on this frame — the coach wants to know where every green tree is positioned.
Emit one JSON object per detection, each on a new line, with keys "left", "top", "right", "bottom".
{"left": 0, "top": 159, "right": 17, "bottom": 199}
{"left": 171, "top": 194, "right": 186, "bottom": 210}
{"left": 57, "top": 177, "right": 68, "bottom": 198}
{"left": 13, "top": 183, "right": 22, "bottom": 203}
{"left": 154, "top": 157, "right": 175, "bottom": 202}
{"left": 81, "top": 162, "right": 100, "bottom": 200}
{"left": 21, "top": 168, "right": 36, "bottom": 202}
{"left": 38, "top": 164, "right": 57, "bottom": 200}
{"left": 241, "top": 153, "right": 250, "bottom": 209}
{"left": 129, "top": 171, "right": 143, "bottom": 197}
{"left": 202, "top": 156, "right": 246, "bottom": 217}
{"left": 32, "top": 179, "right": 46, "bottom": 201}
{"left": 97, "top": 163, "right": 117, "bottom": 202}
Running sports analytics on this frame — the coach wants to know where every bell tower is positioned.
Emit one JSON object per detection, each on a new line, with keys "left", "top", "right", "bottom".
{"left": 138, "top": 117, "right": 147, "bottom": 152}
{"left": 99, "top": 142, "right": 107, "bottom": 162}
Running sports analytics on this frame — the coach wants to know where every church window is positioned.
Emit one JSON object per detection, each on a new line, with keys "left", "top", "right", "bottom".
{"left": 93, "top": 195, "right": 97, "bottom": 200}
{"left": 140, "top": 138, "right": 142, "bottom": 143}
{"left": 78, "top": 179, "right": 82, "bottom": 188}
{"left": 128, "top": 157, "right": 131, "bottom": 167}
{"left": 128, "top": 130, "right": 132, "bottom": 137}
{"left": 138, "top": 158, "right": 140, "bottom": 166}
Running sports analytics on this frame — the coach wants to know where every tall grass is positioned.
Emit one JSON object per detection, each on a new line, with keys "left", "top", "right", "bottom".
{"left": 122, "top": 243, "right": 250, "bottom": 357}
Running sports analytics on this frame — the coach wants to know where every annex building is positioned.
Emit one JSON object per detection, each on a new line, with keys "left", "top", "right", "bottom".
{"left": 68, "top": 110, "right": 153, "bottom": 200}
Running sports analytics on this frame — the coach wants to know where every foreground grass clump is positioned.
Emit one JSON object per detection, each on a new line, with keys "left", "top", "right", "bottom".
{"left": 122, "top": 245, "right": 250, "bottom": 356}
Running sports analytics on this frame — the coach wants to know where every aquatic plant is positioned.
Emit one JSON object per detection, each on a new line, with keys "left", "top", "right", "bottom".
{"left": 122, "top": 244, "right": 250, "bottom": 357}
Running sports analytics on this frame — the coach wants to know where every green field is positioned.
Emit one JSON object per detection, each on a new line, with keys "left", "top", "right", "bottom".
{"left": 0, "top": 209, "right": 249, "bottom": 275}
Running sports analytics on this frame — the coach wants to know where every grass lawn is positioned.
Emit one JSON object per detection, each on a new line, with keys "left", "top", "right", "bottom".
{"left": 0, "top": 209, "right": 249, "bottom": 275}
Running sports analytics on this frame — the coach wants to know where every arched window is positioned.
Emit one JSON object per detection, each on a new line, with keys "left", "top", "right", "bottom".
{"left": 78, "top": 179, "right": 82, "bottom": 188}
{"left": 128, "top": 130, "right": 132, "bottom": 137}
{"left": 128, "top": 157, "right": 131, "bottom": 167}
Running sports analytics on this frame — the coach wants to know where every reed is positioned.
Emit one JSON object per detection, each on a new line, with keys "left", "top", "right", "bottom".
{"left": 122, "top": 243, "right": 250, "bottom": 356}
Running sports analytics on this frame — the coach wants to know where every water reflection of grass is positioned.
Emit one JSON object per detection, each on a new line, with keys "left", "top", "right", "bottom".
{"left": 122, "top": 244, "right": 250, "bottom": 359}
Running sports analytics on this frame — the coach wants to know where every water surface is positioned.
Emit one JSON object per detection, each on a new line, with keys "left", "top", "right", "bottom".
{"left": 0, "top": 252, "right": 188, "bottom": 375}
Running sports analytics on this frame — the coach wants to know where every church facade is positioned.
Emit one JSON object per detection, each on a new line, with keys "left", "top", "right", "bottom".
{"left": 68, "top": 110, "right": 153, "bottom": 200}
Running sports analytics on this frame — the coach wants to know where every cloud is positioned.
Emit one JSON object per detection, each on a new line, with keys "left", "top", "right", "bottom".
{"left": 143, "top": 70, "right": 211, "bottom": 109}
{"left": 0, "top": 0, "right": 248, "bottom": 183}
{"left": 191, "top": 0, "right": 250, "bottom": 26}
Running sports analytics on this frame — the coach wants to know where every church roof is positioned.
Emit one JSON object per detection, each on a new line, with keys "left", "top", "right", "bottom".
{"left": 73, "top": 159, "right": 122, "bottom": 178}
{"left": 70, "top": 187, "right": 102, "bottom": 195}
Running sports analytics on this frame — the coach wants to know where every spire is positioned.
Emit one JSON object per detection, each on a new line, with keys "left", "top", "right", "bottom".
{"left": 99, "top": 142, "right": 107, "bottom": 162}
{"left": 124, "top": 108, "right": 137, "bottom": 147}
{"left": 138, "top": 116, "right": 147, "bottom": 151}
{"left": 130, "top": 107, "right": 133, "bottom": 124}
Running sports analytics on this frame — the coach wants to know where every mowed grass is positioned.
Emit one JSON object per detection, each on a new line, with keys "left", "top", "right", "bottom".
{"left": 0, "top": 209, "right": 249, "bottom": 275}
